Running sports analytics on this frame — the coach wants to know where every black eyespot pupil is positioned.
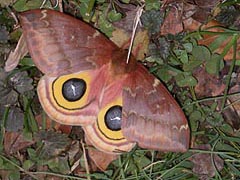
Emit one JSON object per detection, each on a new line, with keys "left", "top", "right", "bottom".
{"left": 104, "top": 105, "right": 122, "bottom": 131}
{"left": 62, "top": 78, "right": 86, "bottom": 101}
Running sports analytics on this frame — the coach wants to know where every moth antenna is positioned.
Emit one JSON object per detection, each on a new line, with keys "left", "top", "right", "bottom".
{"left": 126, "top": 5, "right": 144, "bottom": 64}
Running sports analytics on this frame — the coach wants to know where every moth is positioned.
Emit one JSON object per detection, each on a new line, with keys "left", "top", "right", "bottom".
{"left": 19, "top": 9, "right": 190, "bottom": 154}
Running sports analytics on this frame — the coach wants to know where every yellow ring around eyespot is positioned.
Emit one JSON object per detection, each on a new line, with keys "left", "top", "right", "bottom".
{"left": 52, "top": 72, "right": 91, "bottom": 110}
{"left": 97, "top": 97, "right": 125, "bottom": 140}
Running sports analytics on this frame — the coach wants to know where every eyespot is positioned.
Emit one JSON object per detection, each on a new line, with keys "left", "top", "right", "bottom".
{"left": 97, "top": 98, "right": 124, "bottom": 140}
{"left": 85, "top": 99, "right": 135, "bottom": 153}
{"left": 62, "top": 78, "right": 86, "bottom": 101}
{"left": 51, "top": 72, "right": 91, "bottom": 110}
{"left": 104, "top": 105, "right": 122, "bottom": 131}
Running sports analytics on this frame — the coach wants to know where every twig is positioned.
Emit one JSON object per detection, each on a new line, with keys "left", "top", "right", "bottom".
{"left": 126, "top": 5, "right": 144, "bottom": 64}
{"left": 81, "top": 140, "right": 91, "bottom": 180}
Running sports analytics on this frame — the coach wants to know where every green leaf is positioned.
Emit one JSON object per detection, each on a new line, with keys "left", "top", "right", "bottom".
{"left": 108, "top": 10, "right": 122, "bottom": 22}
{"left": 225, "top": 161, "right": 240, "bottom": 176}
{"left": 183, "top": 43, "right": 193, "bottom": 53}
{"left": 219, "top": 123, "right": 234, "bottom": 134}
{"left": 133, "top": 154, "right": 151, "bottom": 169}
{"left": 189, "top": 110, "right": 202, "bottom": 132}
{"left": 0, "top": 157, "right": 4, "bottom": 166}
{"left": 9, "top": 171, "right": 20, "bottom": 180}
{"left": 189, "top": 110, "right": 202, "bottom": 122}
{"left": 206, "top": 112, "right": 224, "bottom": 126}
{"left": 192, "top": 45, "right": 211, "bottom": 61}
{"left": 27, "top": 148, "right": 38, "bottom": 161}
{"left": 12, "top": 0, "right": 28, "bottom": 11}
{"left": 157, "top": 68, "right": 172, "bottom": 83}
{"left": 235, "top": 60, "right": 240, "bottom": 65}
{"left": 183, "top": 99, "right": 194, "bottom": 114}
{"left": 19, "top": 57, "right": 35, "bottom": 67}
{"left": 208, "top": 34, "right": 229, "bottom": 52}
{"left": 98, "top": 15, "right": 114, "bottom": 37}
{"left": 141, "top": 10, "right": 163, "bottom": 34}
{"left": 92, "top": 172, "right": 111, "bottom": 179}
{"left": 23, "top": 159, "right": 35, "bottom": 170}
{"left": 23, "top": 96, "right": 38, "bottom": 136}
{"left": 79, "top": 0, "right": 95, "bottom": 21}
{"left": 175, "top": 74, "right": 197, "bottom": 87}
{"left": 13, "top": 0, "right": 43, "bottom": 12}
{"left": 189, "top": 118, "right": 199, "bottom": 132}
{"left": 183, "top": 59, "right": 202, "bottom": 72}
{"left": 206, "top": 53, "right": 224, "bottom": 74}
{"left": 121, "top": 0, "right": 130, "bottom": 2}
{"left": 47, "top": 156, "right": 70, "bottom": 174}
{"left": 174, "top": 49, "right": 188, "bottom": 64}
{"left": 215, "top": 141, "right": 238, "bottom": 153}
{"left": 210, "top": 102, "right": 218, "bottom": 111}
{"left": 145, "top": 0, "right": 161, "bottom": 10}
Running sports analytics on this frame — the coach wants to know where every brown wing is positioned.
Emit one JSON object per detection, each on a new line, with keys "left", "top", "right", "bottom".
{"left": 19, "top": 9, "right": 119, "bottom": 76}
{"left": 122, "top": 64, "right": 190, "bottom": 152}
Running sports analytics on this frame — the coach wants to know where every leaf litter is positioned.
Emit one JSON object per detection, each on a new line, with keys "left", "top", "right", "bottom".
{"left": 0, "top": 0, "right": 240, "bottom": 179}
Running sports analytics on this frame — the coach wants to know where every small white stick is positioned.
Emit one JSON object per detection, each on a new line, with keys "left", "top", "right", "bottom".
{"left": 81, "top": 140, "right": 91, "bottom": 180}
{"left": 126, "top": 5, "right": 144, "bottom": 64}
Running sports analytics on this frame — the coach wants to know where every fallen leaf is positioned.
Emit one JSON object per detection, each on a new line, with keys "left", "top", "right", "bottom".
{"left": 85, "top": 137, "right": 118, "bottom": 171}
{"left": 190, "top": 144, "right": 224, "bottom": 180}
{"left": 4, "top": 107, "right": 24, "bottom": 132}
{"left": 110, "top": 7, "right": 149, "bottom": 60}
{"left": 223, "top": 84, "right": 240, "bottom": 130}
{"left": 4, "top": 132, "right": 35, "bottom": 155}
{"left": 193, "top": 67, "right": 225, "bottom": 97}
{"left": 111, "top": 28, "right": 149, "bottom": 60}
{"left": 5, "top": 34, "right": 28, "bottom": 72}
{"left": 87, "top": 147, "right": 118, "bottom": 171}
{"left": 161, "top": 5, "right": 183, "bottom": 35}
{"left": 9, "top": 71, "right": 34, "bottom": 94}
{"left": 191, "top": 0, "right": 220, "bottom": 23}
{"left": 185, "top": 19, "right": 240, "bottom": 61}
{"left": 0, "top": 25, "right": 9, "bottom": 42}
{"left": 34, "top": 130, "right": 72, "bottom": 159}
{"left": 35, "top": 114, "right": 72, "bottom": 134}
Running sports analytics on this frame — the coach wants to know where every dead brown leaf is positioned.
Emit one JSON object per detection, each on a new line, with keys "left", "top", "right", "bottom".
{"left": 223, "top": 84, "right": 240, "bottom": 130}
{"left": 84, "top": 137, "right": 118, "bottom": 171}
{"left": 111, "top": 7, "right": 149, "bottom": 60}
{"left": 161, "top": 1, "right": 240, "bottom": 61}
{"left": 35, "top": 114, "right": 72, "bottom": 134}
{"left": 4, "top": 131, "right": 35, "bottom": 155}
{"left": 87, "top": 146, "right": 118, "bottom": 171}
{"left": 4, "top": 34, "right": 28, "bottom": 72}
{"left": 190, "top": 144, "right": 224, "bottom": 180}
{"left": 184, "top": 19, "right": 240, "bottom": 61}
{"left": 111, "top": 28, "right": 149, "bottom": 60}
{"left": 193, "top": 67, "right": 225, "bottom": 97}
{"left": 161, "top": 5, "right": 183, "bottom": 35}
